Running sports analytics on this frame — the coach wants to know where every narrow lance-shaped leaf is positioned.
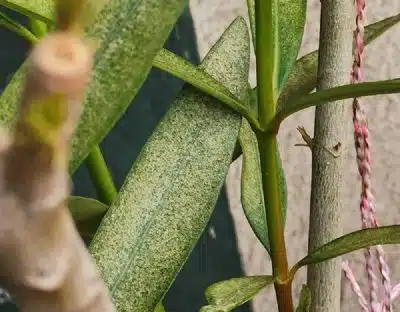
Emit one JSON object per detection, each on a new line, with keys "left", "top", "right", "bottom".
{"left": 89, "top": 17, "right": 250, "bottom": 311}
{"left": 0, "top": 0, "right": 188, "bottom": 173}
{"left": 276, "top": 78, "right": 400, "bottom": 122}
{"left": 277, "top": 14, "right": 400, "bottom": 110}
{"left": 247, "top": 0, "right": 307, "bottom": 92}
{"left": 275, "top": 0, "right": 306, "bottom": 91}
{"left": 153, "top": 49, "right": 259, "bottom": 129}
{"left": 200, "top": 276, "right": 274, "bottom": 312}
{"left": 238, "top": 117, "right": 287, "bottom": 254}
{"left": 246, "top": 0, "right": 256, "bottom": 48}
{"left": 294, "top": 225, "right": 400, "bottom": 270}
{"left": 0, "top": 11, "right": 38, "bottom": 43}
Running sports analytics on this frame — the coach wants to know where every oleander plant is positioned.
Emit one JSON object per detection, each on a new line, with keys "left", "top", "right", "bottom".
{"left": 0, "top": 0, "right": 400, "bottom": 311}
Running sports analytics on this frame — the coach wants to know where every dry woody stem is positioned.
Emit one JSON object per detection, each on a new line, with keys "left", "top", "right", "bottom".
{"left": 0, "top": 31, "right": 114, "bottom": 312}
{"left": 307, "top": 1, "right": 353, "bottom": 312}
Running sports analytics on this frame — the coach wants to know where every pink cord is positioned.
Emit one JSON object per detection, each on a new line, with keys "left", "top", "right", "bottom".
{"left": 343, "top": 0, "right": 393, "bottom": 311}
{"left": 343, "top": 261, "right": 370, "bottom": 312}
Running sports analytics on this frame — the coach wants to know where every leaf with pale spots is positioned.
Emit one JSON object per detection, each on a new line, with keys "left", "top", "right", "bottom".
{"left": 89, "top": 17, "right": 250, "bottom": 311}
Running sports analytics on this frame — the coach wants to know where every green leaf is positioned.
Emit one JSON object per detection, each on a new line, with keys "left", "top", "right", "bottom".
{"left": 276, "top": 78, "right": 400, "bottom": 121}
{"left": 296, "top": 285, "right": 311, "bottom": 312}
{"left": 153, "top": 49, "right": 260, "bottom": 129}
{"left": 277, "top": 14, "right": 400, "bottom": 110}
{"left": 295, "top": 225, "right": 400, "bottom": 269}
{"left": 0, "top": 11, "right": 38, "bottom": 44}
{"left": 154, "top": 303, "right": 166, "bottom": 312}
{"left": 246, "top": 0, "right": 307, "bottom": 91}
{"left": 200, "top": 276, "right": 274, "bottom": 312}
{"left": 68, "top": 196, "right": 108, "bottom": 223}
{"left": 246, "top": 0, "right": 256, "bottom": 48}
{"left": 238, "top": 118, "right": 287, "bottom": 254}
{"left": 68, "top": 196, "right": 108, "bottom": 239}
{"left": 0, "top": 0, "right": 189, "bottom": 173}
{"left": 89, "top": 17, "right": 250, "bottom": 311}
{"left": 276, "top": 0, "right": 306, "bottom": 91}
{"left": 1, "top": 0, "right": 53, "bottom": 24}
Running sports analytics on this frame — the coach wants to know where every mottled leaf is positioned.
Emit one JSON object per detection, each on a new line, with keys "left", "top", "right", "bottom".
{"left": 246, "top": 0, "right": 307, "bottom": 91}
{"left": 200, "top": 276, "right": 274, "bottom": 312}
{"left": 296, "top": 285, "right": 311, "bottom": 312}
{"left": 277, "top": 14, "right": 400, "bottom": 110}
{"left": 296, "top": 225, "right": 400, "bottom": 268}
{"left": 238, "top": 118, "right": 287, "bottom": 254}
{"left": 89, "top": 18, "right": 250, "bottom": 311}
{"left": 0, "top": 0, "right": 188, "bottom": 173}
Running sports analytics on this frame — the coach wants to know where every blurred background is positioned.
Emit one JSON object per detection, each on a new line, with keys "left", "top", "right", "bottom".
{"left": 1, "top": 0, "right": 400, "bottom": 311}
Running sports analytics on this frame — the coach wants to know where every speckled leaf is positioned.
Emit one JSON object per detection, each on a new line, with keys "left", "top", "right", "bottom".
{"left": 200, "top": 276, "right": 274, "bottom": 312}
{"left": 297, "top": 225, "right": 400, "bottom": 268}
{"left": 277, "top": 14, "right": 400, "bottom": 110}
{"left": 0, "top": 0, "right": 188, "bottom": 173}
{"left": 238, "top": 118, "right": 287, "bottom": 254}
{"left": 89, "top": 18, "right": 250, "bottom": 312}
{"left": 68, "top": 196, "right": 108, "bottom": 240}
{"left": 296, "top": 285, "right": 311, "bottom": 312}
{"left": 245, "top": 0, "right": 307, "bottom": 91}
{"left": 1, "top": 0, "right": 53, "bottom": 23}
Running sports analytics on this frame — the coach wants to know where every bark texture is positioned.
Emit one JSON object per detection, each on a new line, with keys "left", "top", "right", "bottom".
{"left": 307, "top": 1, "right": 353, "bottom": 312}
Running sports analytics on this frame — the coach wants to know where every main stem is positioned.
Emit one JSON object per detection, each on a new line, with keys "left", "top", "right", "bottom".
{"left": 255, "top": 1, "right": 292, "bottom": 311}
{"left": 255, "top": 0, "right": 278, "bottom": 127}
{"left": 307, "top": 1, "right": 353, "bottom": 312}
{"left": 257, "top": 133, "right": 292, "bottom": 312}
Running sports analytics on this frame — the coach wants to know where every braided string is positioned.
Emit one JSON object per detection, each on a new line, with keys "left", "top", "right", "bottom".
{"left": 350, "top": 0, "right": 392, "bottom": 311}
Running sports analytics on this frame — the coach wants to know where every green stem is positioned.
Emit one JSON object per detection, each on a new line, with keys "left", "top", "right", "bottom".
{"left": 255, "top": 0, "right": 292, "bottom": 310}
{"left": 255, "top": 0, "right": 278, "bottom": 127}
{"left": 29, "top": 18, "right": 48, "bottom": 38}
{"left": 85, "top": 146, "right": 118, "bottom": 205}
{"left": 257, "top": 132, "right": 293, "bottom": 311}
